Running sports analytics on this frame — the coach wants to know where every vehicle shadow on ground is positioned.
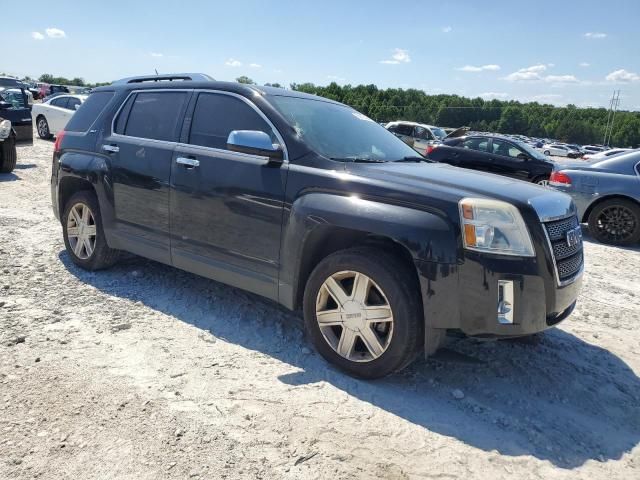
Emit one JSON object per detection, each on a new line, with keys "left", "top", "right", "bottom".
{"left": 13, "top": 163, "right": 37, "bottom": 170}
{"left": 59, "top": 251, "right": 640, "bottom": 469}
{"left": 0, "top": 173, "right": 20, "bottom": 182}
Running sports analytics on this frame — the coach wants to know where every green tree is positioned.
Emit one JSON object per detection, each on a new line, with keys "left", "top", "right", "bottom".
{"left": 236, "top": 76, "right": 255, "bottom": 84}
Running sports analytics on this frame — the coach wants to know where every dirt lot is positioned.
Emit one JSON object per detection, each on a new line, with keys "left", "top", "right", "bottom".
{"left": 1, "top": 137, "right": 639, "bottom": 480}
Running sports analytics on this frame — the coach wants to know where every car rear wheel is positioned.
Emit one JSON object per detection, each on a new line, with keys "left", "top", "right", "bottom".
{"left": 533, "top": 176, "right": 549, "bottom": 187}
{"left": 0, "top": 136, "right": 17, "bottom": 173}
{"left": 62, "top": 191, "right": 120, "bottom": 270}
{"left": 36, "top": 116, "right": 52, "bottom": 140}
{"left": 588, "top": 198, "right": 640, "bottom": 246}
{"left": 543, "top": 150, "right": 550, "bottom": 156}
{"left": 303, "top": 247, "right": 424, "bottom": 378}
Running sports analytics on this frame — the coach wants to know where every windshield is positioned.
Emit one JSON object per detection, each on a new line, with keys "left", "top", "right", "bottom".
{"left": 269, "top": 95, "right": 418, "bottom": 162}
{"left": 515, "top": 140, "right": 547, "bottom": 160}
{"left": 430, "top": 127, "right": 447, "bottom": 140}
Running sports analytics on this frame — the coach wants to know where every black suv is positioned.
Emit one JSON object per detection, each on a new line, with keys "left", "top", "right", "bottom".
{"left": 429, "top": 134, "right": 554, "bottom": 186}
{"left": 51, "top": 74, "right": 583, "bottom": 378}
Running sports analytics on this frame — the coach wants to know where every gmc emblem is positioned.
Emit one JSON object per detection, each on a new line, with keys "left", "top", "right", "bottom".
{"left": 566, "top": 226, "right": 582, "bottom": 248}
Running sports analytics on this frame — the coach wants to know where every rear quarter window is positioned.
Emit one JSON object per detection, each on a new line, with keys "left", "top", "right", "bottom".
{"left": 65, "top": 91, "right": 115, "bottom": 133}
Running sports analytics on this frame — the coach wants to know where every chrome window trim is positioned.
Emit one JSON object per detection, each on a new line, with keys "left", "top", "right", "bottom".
{"left": 541, "top": 214, "right": 584, "bottom": 287}
{"left": 174, "top": 142, "right": 278, "bottom": 166}
{"left": 109, "top": 88, "right": 289, "bottom": 162}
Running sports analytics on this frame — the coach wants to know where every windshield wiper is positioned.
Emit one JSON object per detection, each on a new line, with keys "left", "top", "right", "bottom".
{"left": 394, "top": 156, "right": 433, "bottom": 163}
{"left": 330, "top": 157, "right": 387, "bottom": 163}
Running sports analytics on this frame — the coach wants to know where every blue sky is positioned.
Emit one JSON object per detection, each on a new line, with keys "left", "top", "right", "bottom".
{"left": 2, "top": 0, "right": 639, "bottom": 109}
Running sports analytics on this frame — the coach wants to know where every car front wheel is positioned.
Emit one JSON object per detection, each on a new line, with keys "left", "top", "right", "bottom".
{"left": 303, "top": 247, "right": 426, "bottom": 378}
{"left": 588, "top": 198, "right": 640, "bottom": 246}
{"left": 36, "top": 116, "right": 52, "bottom": 139}
{"left": 62, "top": 191, "right": 120, "bottom": 270}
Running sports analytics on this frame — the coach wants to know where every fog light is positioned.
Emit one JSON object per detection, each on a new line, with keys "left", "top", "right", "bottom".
{"left": 498, "top": 280, "right": 514, "bottom": 324}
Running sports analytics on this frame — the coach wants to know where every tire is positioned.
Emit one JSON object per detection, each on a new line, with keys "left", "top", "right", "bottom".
{"left": 543, "top": 150, "right": 550, "bottom": 156}
{"left": 0, "top": 136, "right": 17, "bottom": 173}
{"left": 62, "top": 190, "right": 120, "bottom": 270}
{"left": 303, "top": 247, "right": 425, "bottom": 379}
{"left": 36, "top": 115, "right": 52, "bottom": 140}
{"left": 588, "top": 198, "right": 640, "bottom": 246}
{"left": 533, "top": 176, "right": 549, "bottom": 187}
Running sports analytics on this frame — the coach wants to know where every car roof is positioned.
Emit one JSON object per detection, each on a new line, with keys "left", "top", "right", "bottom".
{"left": 387, "top": 120, "right": 438, "bottom": 128}
{"left": 94, "top": 78, "right": 344, "bottom": 105}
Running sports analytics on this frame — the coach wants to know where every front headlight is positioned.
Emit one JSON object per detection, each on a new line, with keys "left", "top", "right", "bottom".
{"left": 0, "top": 119, "right": 11, "bottom": 140}
{"left": 459, "top": 198, "right": 535, "bottom": 257}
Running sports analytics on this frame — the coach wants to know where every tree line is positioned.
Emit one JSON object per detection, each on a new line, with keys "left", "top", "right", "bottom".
{"left": 13, "top": 73, "right": 640, "bottom": 147}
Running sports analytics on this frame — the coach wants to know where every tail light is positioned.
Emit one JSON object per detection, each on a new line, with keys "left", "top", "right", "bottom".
{"left": 549, "top": 171, "right": 572, "bottom": 185}
{"left": 426, "top": 145, "right": 437, "bottom": 156}
{"left": 53, "top": 130, "right": 66, "bottom": 153}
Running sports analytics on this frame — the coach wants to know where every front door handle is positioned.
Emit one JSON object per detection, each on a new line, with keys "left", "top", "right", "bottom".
{"left": 176, "top": 157, "right": 200, "bottom": 168}
{"left": 102, "top": 144, "right": 119, "bottom": 153}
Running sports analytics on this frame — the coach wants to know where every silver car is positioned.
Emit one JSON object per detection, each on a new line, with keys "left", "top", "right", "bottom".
{"left": 549, "top": 151, "right": 640, "bottom": 245}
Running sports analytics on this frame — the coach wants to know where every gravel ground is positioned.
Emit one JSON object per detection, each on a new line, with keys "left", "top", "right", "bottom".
{"left": 1, "top": 137, "right": 639, "bottom": 480}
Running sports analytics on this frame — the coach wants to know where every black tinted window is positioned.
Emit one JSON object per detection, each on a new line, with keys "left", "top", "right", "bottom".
{"left": 67, "top": 97, "right": 81, "bottom": 111}
{"left": 188, "top": 93, "right": 272, "bottom": 149}
{"left": 462, "top": 137, "right": 489, "bottom": 152}
{"left": 66, "top": 91, "right": 114, "bottom": 133}
{"left": 123, "top": 92, "right": 188, "bottom": 141}
{"left": 392, "top": 124, "right": 413, "bottom": 136}
{"left": 51, "top": 97, "right": 69, "bottom": 108}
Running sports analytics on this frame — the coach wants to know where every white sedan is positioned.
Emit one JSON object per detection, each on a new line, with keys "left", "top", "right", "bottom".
{"left": 32, "top": 94, "right": 86, "bottom": 139}
{"left": 541, "top": 144, "right": 574, "bottom": 157}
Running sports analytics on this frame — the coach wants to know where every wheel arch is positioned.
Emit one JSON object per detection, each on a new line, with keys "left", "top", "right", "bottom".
{"left": 583, "top": 194, "right": 640, "bottom": 223}
{"left": 58, "top": 175, "right": 96, "bottom": 219}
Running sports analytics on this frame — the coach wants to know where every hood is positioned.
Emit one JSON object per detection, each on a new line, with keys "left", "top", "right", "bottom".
{"left": 348, "top": 161, "right": 574, "bottom": 221}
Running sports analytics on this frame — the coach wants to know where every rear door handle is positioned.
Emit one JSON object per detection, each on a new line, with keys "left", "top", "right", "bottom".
{"left": 176, "top": 157, "right": 200, "bottom": 168}
{"left": 102, "top": 144, "right": 119, "bottom": 153}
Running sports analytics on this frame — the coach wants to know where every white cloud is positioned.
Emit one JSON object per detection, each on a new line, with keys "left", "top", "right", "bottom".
{"left": 545, "top": 74, "right": 579, "bottom": 83}
{"left": 31, "top": 31, "right": 44, "bottom": 40}
{"left": 579, "top": 62, "right": 590, "bottom": 67}
{"left": 458, "top": 64, "right": 500, "bottom": 72}
{"left": 248, "top": 63, "right": 262, "bottom": 68}
{"left": 442, "top": 26, "right": 452, "bottom": 33}
{"left": 225, "top": 58, "right": 243, "bottom": 67}
{"left": 150, "top": 52, "right": 163, "bottom": 57}
{"left": 584, "top": 32, "right": 607, "bottom": 39}
{"left": 480, "top": 92, "right": 509, "bottom": 100}
{"left": 379, "top": 48, "right": 411, "bottom": 65}
{"left": 504, "top": 64, "right": 548, "bottom": 81}
{"left": 531, "top": 94, "right": 563, "bottom": 103}
{"left": 605, "top": 69, "right": 640, "bottom": 82}
{"left": 45, "top": 28, "right": 66, "bottom": 38}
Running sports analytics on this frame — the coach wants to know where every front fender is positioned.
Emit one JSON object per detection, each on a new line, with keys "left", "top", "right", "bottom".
{"left": 278, "top": 192, "right": 459, "bottom": 308}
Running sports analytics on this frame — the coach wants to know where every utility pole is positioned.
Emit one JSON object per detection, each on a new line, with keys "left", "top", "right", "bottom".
{"left": 603, "top": 90, "right": 621, "bottom": 146}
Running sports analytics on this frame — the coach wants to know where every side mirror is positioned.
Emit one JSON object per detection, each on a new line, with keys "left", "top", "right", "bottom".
{"left": 227, "top": 130, "right": 284, "bottom": 163}
{"left": 74, "top": 103, "right": 81, "bottom": 111}
{"left": 0, "top": 101, "right": 11, "bottom": 110}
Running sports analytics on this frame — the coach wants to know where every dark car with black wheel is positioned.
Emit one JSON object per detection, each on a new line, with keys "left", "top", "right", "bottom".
{"left": 0, "top": 117, "right": 17, "bottom": 173}
{"left": 428, "top": 134, "right": 554, "bottom": 186}
{"left": 550, "top": 151, "right": 640, "bottom": 246}
{"left": 50, "top": 73, "right": 582, "bottom": 378}
{"left": 0, "top": 77, "right": 33, "bottom": 143}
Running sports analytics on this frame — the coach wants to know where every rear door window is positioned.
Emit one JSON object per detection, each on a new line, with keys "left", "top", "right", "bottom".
{"left": 66, "top": 91, "right": 114, "bottom": 132}
{"left": 51, "top": 97, "right": 69, "bottom": 109}
{"left": 120, "top": 91, "right": 188, "bottom": 142}
{"left": 67, "top": 97, "right": 82, "bottom": 111}
{"left": 188, "top": 93, "right": 274, "bottom": 150}
{"left": 462, "top": 137, "right": 489, "bottom": 152}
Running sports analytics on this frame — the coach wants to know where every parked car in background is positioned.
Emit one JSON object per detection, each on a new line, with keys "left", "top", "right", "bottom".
{"left": 582, "top": 148, "right": 630, "bottom": 161}
{"left": 541, "top": 144, "right": 581, "bottom": 158}
{"left": 0, "top": 77, "right": 33, "bottom": 143}
{"left": 385, "top": 121, "right": 466, "bottom": 156}
{"left": 582, "top": 145, "right": 605, "bottom": 155}
{"left": 0, "top": 116, "right": 17, "bottom": 173}
{"left": 550, "top": 151, "right": 640, "bottom": 245}
{"left": 39, "top": 84, "right": 70, "bottom": 100}
{"left": 428, "top": 134, "right": 554, "bottom": 185}
{"left": 32, "top": 94, "right": 86, "bottom": 139}
{"left": 50, "top": 73, "right": 582, "bottom": 378}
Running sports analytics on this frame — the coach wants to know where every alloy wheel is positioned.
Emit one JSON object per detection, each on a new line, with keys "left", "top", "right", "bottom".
{"left": 536, "top": 179, "right": 549, "bottom": 187}
{"left": 37, "top": 118, "right": 48, "bottom": 138}
{"left": 595, "top": 205, "right": 637, "bottom": 243}
{"left": 315, "top": 270, "right": 394, "bottom": 362}
{"left": 66, "top": 202, "right": 97, "bottom": 260}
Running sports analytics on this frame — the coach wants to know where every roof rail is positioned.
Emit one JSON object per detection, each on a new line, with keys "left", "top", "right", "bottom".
{"left": 111, "top": 73, "right": 215, "bottom": 85}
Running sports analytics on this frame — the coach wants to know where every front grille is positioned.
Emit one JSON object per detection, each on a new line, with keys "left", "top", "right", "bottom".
{"left": 543, "top": 215, "right": 584, "bottom": 283}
